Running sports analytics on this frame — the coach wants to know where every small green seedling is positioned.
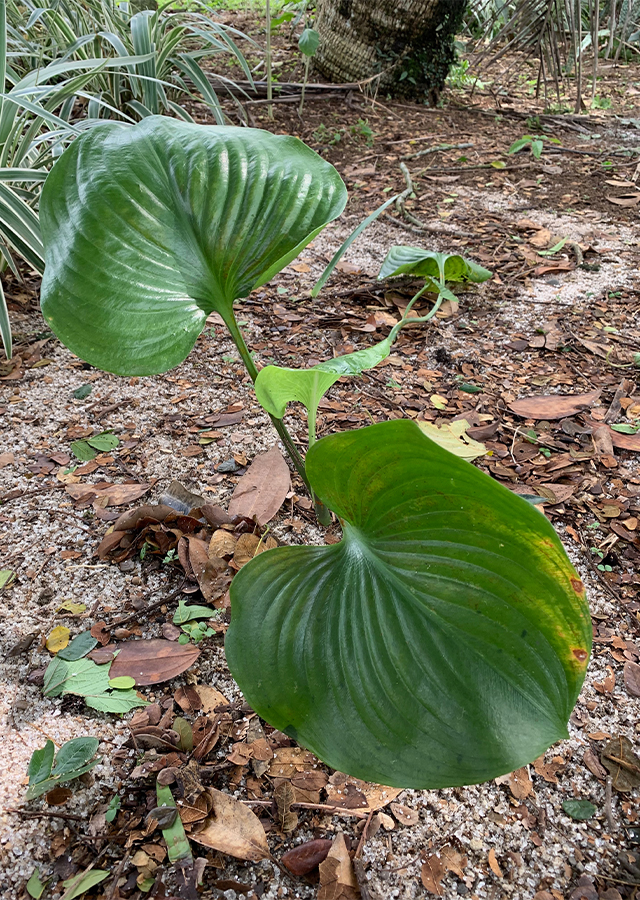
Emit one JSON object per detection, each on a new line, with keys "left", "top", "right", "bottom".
{"left": 298, "top": 26, "right": 319, "bottom": 115}
{"left": 508, "top": 134, "right": 561, "bottom": 159}
{"left": 26, "top": 737, "right": 100, "bottom": 800}
{"left": 174, "top": 599, "right": 217, "bottom": 643}
{"left": 105, "top": 794, "right": 121, "bottom": 822}
{"left": 70, "top": 431, "right": 119, "bottom": 462}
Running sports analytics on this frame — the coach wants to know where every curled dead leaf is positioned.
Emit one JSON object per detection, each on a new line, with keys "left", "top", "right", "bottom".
{"left": 190, "top": 788, "right": 269, "bottom": 861}
{"left": 318, "top": 833, "right": 360, "bottom": 900}
{"left": 281, "top": 839, "right": 333, "bottom": 876}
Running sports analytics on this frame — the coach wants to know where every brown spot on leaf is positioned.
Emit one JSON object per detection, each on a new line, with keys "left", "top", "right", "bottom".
{"left": 570, "top": 577, "right": 584, "bottom": 594}
{"left": 572, "top": 648, "right": 588, "bottom": 663}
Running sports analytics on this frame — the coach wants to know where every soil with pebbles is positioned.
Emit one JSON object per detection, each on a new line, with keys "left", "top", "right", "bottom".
{"left": 2, "top": 87, "right": 640, "bottom": 900}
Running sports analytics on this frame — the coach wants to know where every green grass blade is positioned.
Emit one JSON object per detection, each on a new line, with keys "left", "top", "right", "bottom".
{"left": 311, "top": 192, "right": 399, "bottom": 298}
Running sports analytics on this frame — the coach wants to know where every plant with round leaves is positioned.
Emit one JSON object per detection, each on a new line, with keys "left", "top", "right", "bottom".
{"left": 378, "top": 246, "right": 492, "bottom": 322}
{"left": 298, "top": 26, "right": 319, "bottom": 113}
{"left": 226, "top": 419, "right": 591, "bottom": 789}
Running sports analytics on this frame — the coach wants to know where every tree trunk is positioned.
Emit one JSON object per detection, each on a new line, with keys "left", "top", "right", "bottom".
{"left": 313, "top": 0, "right": 467, "bottom": 101}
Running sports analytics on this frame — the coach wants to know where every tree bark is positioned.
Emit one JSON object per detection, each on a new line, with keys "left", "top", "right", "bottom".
{"left": 313, "top": 0, "right": 467, "bottom": 101}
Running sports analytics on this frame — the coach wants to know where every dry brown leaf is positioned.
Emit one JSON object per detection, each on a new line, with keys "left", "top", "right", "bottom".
{"left": 508, "top": 389, "right": 601, "bottom": 420}
{"left": 623, "top": 661, "right": 640, "bottom": 698}
{"left": 232, "top": 533, "right": 277, "bottom": 569}
{"left": 190, "top": 788, "right": 269, "bottom": 861}
{"left": 108, "top": 639, "right": 200, "bottom": 685}
{"left": 268, "top": 747, "right": 320, "bottom": 779}
{"left": 65, "top": 480, "right": 151, "bottom": 506}
{"left": 594, "top": 665, "right": 616, "bottom": 694}
{"left": 325, "top": 776, "right": 402, "bottom": 812}
{"left": 487, "top": 848, "right": 503, "bottom": 878}
{"left": 318, "top": 833, "right": 360, "bottom": 900}
{"left": 592, "top": 425, "right": 615, "bottom": 458}
{"left": 195, "top": 685, "right": 229, "bottom": 715}
{"left": 583, "top": 748, "right": 608, "bottom": 780}
{"left": 209, "top": 530, "right": 237, "bottom": 559}
{"left": 440, "top": 846, "right": 467, "bottom": 879}
{"left": 529, "top": 228, "right": 552, "bottom": 249}
{"left": 228, "top": 446, "right": 291, "bottom": 525}
{"left": 0, "top": 452, "right": 14, "bottom": 468}
{"left": 274, "top": 781, "right": 298, "bottom": 833}
{"left": 601, "top": 736, "right": 640, "bottom": 791}
{"left": 532, "top": 755, "right": 565, "bottom": 784}
{"left": 607, "top": 193, "right": 640, "bottom": 207}
{"left": 389, "top": 802, "right": 419, "bottom": 826}
{"left": 495, "top": 767, "right": 532, "bottom": 800}
{"left": 281, "top": 839, "right": 333, "bottom": 876}
{"left": 421, "top": 854, "right": 446, "bottom": 895}
{"left": 188, "top": 536, "right": 227, "bottom": 600}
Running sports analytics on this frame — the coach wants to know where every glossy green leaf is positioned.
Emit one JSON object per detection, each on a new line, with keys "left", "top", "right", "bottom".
{"left": 26, "top": 869, "right": 46, "bottom": 900}
{"left": 57, "top": 631, "right": 98, "bottom": 661}
{"left": 40, "top": 117, "right": 347, "bottom": 376}
{"left": 298, "top": 27, "right": 320, "bottom": 57}
{"left": 508, "top": 136, "right": 533, "bottom": 154}
{"left": 108, "top": 675, "right": 136, "bottom": 689}
{"left": 157, "top": 783, "right": 192, "bottom": 863}
{"left": 311, "top": 192, "right": 399, "bottom": 298}
{"left": 70, "top": 440, "right": 96, "bottom": 462}
{"left": 562, "top": 799, "right": 596, "bottom": 820}
{"left": 43, "top": 656, "right": 148, "bottom": 713}
{"left": 0, "top": 569, "right": 15, "bottom": 589}
{"left": 417, "top": 419, "right": 487, "bottom": 461}
{"left": 378, "top": 247, "right": 492, "bottom": 285}
{"left": 105, "top": 794, "right": 121, "bottom": 823}
{"left": 226, "top": 420, "right": 591, "bottom": 789}
{"left": 27, "top": 740, "right": 55, "bottom": 787}
{"left": 173, "top": 600, "right": 216, "bottom": 624}
{"left": 60, "top": 869, "right": 109, "bottom": 900}
{"left": 86, "top": 432, "right": 119, "bottom": 452}
{"left": 0, "top": 280, "right": 11, "bottom": 359}
{"left": 53, "top": 737, "right": 99, "bottom": 775}
{"left": 25, "top": 737, "right": 101, "bottom": 801}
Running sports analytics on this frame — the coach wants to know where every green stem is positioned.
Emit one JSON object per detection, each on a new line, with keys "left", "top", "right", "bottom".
{"left": 265, "top": 0, "right": 273, "bottom": 120}
{"left": 299, "top": 55, "right": 309, "bottom": 116}
{"left": 223, "top": 307, "right": 311, "bottom": 492}
{"left": 307, "top": 405, "right": 317, "bottom": 448}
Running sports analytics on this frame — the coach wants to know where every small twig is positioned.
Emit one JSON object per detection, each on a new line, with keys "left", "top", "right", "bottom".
{"left": 8, "top": 808, "right": 87, "bottom": 822}
{"left": 0, "top": 483, "right": 66, "bottom": 505}
{"left": 401, "top": 141, "right": 474, "bottom": 161}
{"left": 383, "top": 212, "right": 472, "bottom": 238}
{"left": 605, "top": 776, "right": 615, "bottom": 832}
{"left": 242, "top": 799, "right": 369, "bottom": 819}
{"left": 106, "top": 851, "right": 130, "bottom": 900}
{"left": 355, "top": 810, "right": 374, "bottom": 858}
{"left": 106, "top": 582, "right": 186, "bottom": 628}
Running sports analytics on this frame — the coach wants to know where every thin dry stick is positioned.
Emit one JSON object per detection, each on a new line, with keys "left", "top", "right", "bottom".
{"left": 106, "top": 850, "right": 130, "bottom": 900}
{"left": 605, "top": 775, "right": 615, "bottom": 832}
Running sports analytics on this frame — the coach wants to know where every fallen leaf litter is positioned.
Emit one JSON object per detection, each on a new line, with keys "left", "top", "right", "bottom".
{"left": 2, "top": 77, "right": 640, "bottom": 900}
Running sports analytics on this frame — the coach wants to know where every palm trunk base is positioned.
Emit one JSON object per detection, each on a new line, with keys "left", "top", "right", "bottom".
{"left": 314, "top": 0, "right": 466, "bottom": 101}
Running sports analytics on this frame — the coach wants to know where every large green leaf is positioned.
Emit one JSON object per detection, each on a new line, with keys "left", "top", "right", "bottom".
{"left": 226, "top": 420, "right": 591, "bottom": 789}
{"left": 378, "top": 246, "right": 492, "bottom": 284}
{"left": 40, "top": 117, "right": 347, "bottom": 375}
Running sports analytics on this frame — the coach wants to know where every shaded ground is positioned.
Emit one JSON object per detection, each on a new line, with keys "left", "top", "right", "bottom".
{"left": 1, "top": 21, "right": 640, "bottom": 900}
